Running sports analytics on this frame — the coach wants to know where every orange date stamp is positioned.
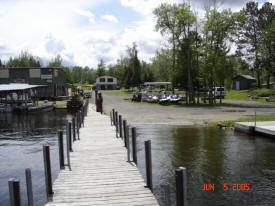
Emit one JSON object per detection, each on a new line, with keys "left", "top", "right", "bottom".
{"left": 201, "top": 183, "right": 250, "bottom": 191}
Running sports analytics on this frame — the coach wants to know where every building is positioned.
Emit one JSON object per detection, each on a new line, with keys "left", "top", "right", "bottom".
{"left": 96, "top": 76, "right": 118, "bottom": 90}
{"left": 0, "top": 67, "right": 67, "bottom": 98}
{"left": 232, "top": 75, "right": 256, "bottom": 90}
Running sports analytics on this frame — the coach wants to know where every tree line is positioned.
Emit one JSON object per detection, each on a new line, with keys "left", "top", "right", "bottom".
{"left": 1, "top": 1, "right": 274, "bottom": 104}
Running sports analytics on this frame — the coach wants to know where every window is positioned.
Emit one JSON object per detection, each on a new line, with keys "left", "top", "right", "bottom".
{"left": 30, "top": 69, "right": 41, "bottom": 78}
{"left": 107, "top": 78, "right": 113, "bottom": 82}
{"left": 100, "top": 78, "right": 105, "bottom": 82}
{"left": 0, "top": 70, "right": 9, "bottom": 78}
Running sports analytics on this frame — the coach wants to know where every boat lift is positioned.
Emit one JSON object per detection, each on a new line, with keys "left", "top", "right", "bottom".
{"left": 0, "top": 84, "right": 47, "bottom": 112}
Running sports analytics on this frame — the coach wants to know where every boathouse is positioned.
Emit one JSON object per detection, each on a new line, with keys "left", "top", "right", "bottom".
{"left": 96, "top": 75, "right": 118, "bottom": 90}
{"left": 0, "top": 67, "right": 67, "bottom": 98}
{"left": 232, "top": 75, "right": 256, "bottom": 90}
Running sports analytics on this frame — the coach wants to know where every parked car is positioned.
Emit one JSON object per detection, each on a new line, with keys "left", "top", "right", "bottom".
{"left": 208, "top": 87, "right": 226, "bottom": 98}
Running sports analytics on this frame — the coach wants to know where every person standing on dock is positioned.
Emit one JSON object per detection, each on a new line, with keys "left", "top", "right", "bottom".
{"left": 96, "top": 92, "right": 103, "bottom": 114}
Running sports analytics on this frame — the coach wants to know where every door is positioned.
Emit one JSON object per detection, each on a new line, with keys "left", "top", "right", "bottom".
{"left": 236, "top": 81, "right": 240, "bottom": 90}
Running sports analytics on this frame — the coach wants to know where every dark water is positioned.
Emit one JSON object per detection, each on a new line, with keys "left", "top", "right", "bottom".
{"left": 136, "top": 125, "right": 275, "bottom": 206}
{"left": 0, "top": 111, "right": 69, "bottom": 206}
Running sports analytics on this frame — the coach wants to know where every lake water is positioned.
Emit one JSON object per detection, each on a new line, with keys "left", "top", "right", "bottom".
{"left": 136, "top": 125, "right": 275, "bottom": 206}
{"left": 0, "top": 111, "right": 275, "bottom": 205}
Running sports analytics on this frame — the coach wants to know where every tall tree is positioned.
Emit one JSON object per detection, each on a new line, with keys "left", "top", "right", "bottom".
{"left": 236, "top": 2, "right": 262, "bottom": 88}
{"left": 96, "top": 59, "right": 106, "bottom": 77}
{"left": 202, "top": 7, "right": 238, "bottom": 103}
{"left": 258, "top": 2, "right": 275, "bottom": 88}
{"left": 48, "top": 54, "right": 62, "bottom": 67}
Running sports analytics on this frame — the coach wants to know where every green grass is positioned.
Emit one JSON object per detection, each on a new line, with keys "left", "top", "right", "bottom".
{"left": 225, "top": 89, "right": 275, "bottom": 103}
{"left": 208, "top": 114, "right": 275, "bottom": 128}
{"left": 103, "top": 90, "right": 133, "bottom": 96}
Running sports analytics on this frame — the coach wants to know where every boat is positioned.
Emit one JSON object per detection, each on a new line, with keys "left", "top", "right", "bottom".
{"left": 13, "top": 102, "right": 54, "bottom": 113}
{"left": 170, "top": 94, "right": 182, "bottom": 103}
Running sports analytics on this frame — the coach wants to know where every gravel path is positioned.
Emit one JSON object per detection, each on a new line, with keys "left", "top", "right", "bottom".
{"left": 101, "top": 94, "right": 275, "bottom": 126}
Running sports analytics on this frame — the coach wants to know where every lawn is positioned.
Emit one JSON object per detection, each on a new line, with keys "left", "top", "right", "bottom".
{"left": 225, "top": 89, "right": 275, "bottom": 103}
{"left": 208, "top": 114, "right": 275, "bottom": 128}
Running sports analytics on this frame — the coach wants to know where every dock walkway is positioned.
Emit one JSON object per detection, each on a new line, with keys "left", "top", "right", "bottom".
{"left": 45, "top": 105, "right": 159, "bottom": 206}
{"left": 235, "top": 121, "right": 275, "bottom": 137}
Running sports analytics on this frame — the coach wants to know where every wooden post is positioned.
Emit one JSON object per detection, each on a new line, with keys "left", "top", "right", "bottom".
{"left": 81, "top": 108, "right": 84, "bottom": 127}
{"left": 66, "top": 127, "right": 71, "bottom": 168}
{"left": 72, "top": 117, "right": 76, "bottom": 141}
{"left": 43, "top": 145, "right": 53, "bottom": 197}
{"left": 132, "top": 127, "right": 137, "bottom": 165}
{"left": 25, "top": 169, "right": 34, "bottom": 206}
{"left": 67, "top": 122, "right": 72, "bottom": 152}
{"left": 115, "top": 112, "right": 118, "bottom": 137}
{"left": 79, "top": 111, "right": 82, "bottom": 128}
{"left": 112, "top": 109, "right": 115, "bottom": 125}
{"left": 119, "top": 115, "right": 122, "bottom": 138}
{"left": 8, "top": 178, "right": 21, "bottom": 206}
{"left": 145, "top": 140, "right": 153, "bottom": 191}
{"left": 175, "top": 167, "right": 187, "bottom": 206}
{"left": 58, "top": 131, "right": 65, "bottom": 169}
{"left": 77, "top": 113, "right": 80, "bottom": 140}
{"left": 126, "top": 126, "right": 130, "bottom": 162}
{"left": 164, "top": 185, "right": 171, "bottom": 206}
{"left": 110, "top": 112, "right": 113, "bottom": 125}
{"left": 123, "top": 120, "right": 127, "bottom": 147}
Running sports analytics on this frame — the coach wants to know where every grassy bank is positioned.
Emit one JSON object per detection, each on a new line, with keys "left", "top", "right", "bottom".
{"left": 226, "top": 89, "right": 275, "bottom": 103}
{"left": 207, "top": 114, "right": 275, "bottom": 128}
{"left": 103, "top": 90, "right": 132, "bottom": 96}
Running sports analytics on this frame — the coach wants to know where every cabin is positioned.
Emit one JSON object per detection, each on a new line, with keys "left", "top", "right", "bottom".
{"left": 0, "top": 67, "right": 67, "bottom": 98}
{"left": 96, "top": 76, "right": 118, "bottom": 90}
{"left": 232, "top": 75, "right": 256, "bottom": 90}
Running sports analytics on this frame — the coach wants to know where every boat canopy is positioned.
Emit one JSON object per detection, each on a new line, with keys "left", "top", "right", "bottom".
{"left": 144, "top": 82, "right": 171, "bottom": 86}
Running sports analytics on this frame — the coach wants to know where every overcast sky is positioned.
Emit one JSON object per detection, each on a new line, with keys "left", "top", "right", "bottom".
{"left": 0, "top": 0, "right": 273, "bottom": 68}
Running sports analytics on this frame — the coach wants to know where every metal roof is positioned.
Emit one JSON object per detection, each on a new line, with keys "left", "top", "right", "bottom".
{"left": 234, "top": 75, "right": 256, "bottom": 80}
{"left": 0, "top": 84, "right": 46, "bottom": 92}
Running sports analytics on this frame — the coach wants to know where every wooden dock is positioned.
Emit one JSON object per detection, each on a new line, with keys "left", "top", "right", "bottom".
{"left": 44, "top": 106, "right": 159, "bottom": 206}
{"left": 235, "top": 121, "right": 275, "bottom": 137}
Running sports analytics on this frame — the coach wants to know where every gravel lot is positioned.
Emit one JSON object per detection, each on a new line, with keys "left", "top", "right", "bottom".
{"left": 99, "top": 93, "right": 275, "bottom": 126}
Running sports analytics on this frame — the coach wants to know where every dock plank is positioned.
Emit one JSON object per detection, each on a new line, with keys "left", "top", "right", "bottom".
{"left": 44, "top": 105, "right": 159, "bottom": 206}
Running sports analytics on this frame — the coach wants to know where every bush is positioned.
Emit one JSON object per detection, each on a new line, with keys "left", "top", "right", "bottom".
{"left": 253, "top": 89, "right": 275, "bottom": 97}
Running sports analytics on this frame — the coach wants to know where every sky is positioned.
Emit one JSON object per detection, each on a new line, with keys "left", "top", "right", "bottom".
{"left": 0, "top": 0, "right": 273, "bottom": 68}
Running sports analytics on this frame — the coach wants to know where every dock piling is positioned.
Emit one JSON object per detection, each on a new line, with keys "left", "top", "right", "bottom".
{"left": 175, "top": 167, "right": 187, "bottom": 206}
{"left": 58, "top": 131, "right": 65, "bottom": 169}
{"left": 145, "top": 140, "right": 153, "bottom": 191}
{"left": 119, "top": 115, "right": 122, "bottom": 138}
{"left": 67, "top": 122, "right": 72, "bottom": 152}
{"left": 112, "top": 109, "right": 115, "bottom": 125}
{"left": 72, "top": 117, "right": 76, "bottom": 141}
{"left": 110, "top": 112, "right": 113, "bottom": 125}
{"left": 126, "top": 126, "right": 130, "bottom": 162}
{"left": 123, "top": 120, "right": 127, "bottom": 147}
{"left": 8, "top": 178, "right": 21, "bottom": 206}
{"left": 132, "top": 127, "right": 137, "bottom": 165}
{"left": 115, "top": 112, "right": 118, "bottom": 137}
{"left": 25, "top": 168, "right": 34, "bottom": 206}
{"left": 43, "top": 145, "right": 53, "bottom": 197}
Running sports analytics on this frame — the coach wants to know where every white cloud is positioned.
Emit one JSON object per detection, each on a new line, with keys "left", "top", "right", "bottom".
{"left": 101, "top": 14, "right": 119, "bottom": 23}
{"left": 0, "top": 0, "right": 253, "bottom": 68}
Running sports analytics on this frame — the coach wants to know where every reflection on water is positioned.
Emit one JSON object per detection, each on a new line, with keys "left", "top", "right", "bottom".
{"left": 1, "top": 110, "right": 275, "bottom": 206}
{"left": 136, "top": 125, "right": 275, "bottom": 206}
{"left": 0, "top": 111, "right": 69, "bottom": 206}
